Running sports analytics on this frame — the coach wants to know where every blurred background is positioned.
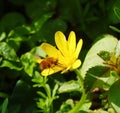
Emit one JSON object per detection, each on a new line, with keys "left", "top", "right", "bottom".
{"left": 0, "top": 0, "right": 120, "bottom": 112}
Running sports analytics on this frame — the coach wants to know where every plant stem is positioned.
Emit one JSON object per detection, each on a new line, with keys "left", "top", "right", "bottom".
{"left": 43, "top": 84, "right": 53, "bottom": 113}
{"left": 68, "top": 89, "right": 87, "bottom": 113}
{"left": 68, "top": 69, "right": 87, "bottom": 113}
{"left": 75, "top": 69, "right": 84, "bottom": 85}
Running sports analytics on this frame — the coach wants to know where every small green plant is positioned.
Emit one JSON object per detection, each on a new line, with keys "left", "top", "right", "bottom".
{"left": 1, "top": 0, "right": 120, "bottom": 113}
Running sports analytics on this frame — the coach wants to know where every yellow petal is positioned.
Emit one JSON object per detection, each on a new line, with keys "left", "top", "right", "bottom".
{"left": 68, "top": 31, "right": 76, "bottom": 55}
{"left": 40, "top": 43, "right": 58, "bottom": 58}
{"left": 41, "top": 68, "right": 55, "bottom": 76}
{"left": 41, "top": 66, "right": 63, "bottom": 76}
{"left": 55, "top": 31, "right": 68, "bottom": 56}
{"left": 71, "top": 59, "right": 81, "bottom": 70}
{"left": 61, "top": 59, "right": 81, "bottom": 73}
{"left": 36, "top": 57, "right": 42, "bottom": 63}
{"left": 75, "top": 39, "right": 83, "bottom": 58}
{"left": 57, "top": 50, "right": 69, "bottom": 65}
{"left": 61, "top": 68, "right": 69, "bottom": 74}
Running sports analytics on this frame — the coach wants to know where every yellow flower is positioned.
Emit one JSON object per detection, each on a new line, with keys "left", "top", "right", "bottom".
{"left": 37, "top": 31, "right": 83, "bottom": 76}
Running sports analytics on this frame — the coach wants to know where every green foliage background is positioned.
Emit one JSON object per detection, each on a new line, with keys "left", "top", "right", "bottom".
{"left": 0, "top": 0, "right": 120, "bottom": 113}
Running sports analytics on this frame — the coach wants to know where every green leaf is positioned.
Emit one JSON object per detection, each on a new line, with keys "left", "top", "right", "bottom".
{"left": 0, "top": 60, "right": 22, "bottom": 71}
{"left": 38, "top": 18, "right": 67, "bottom": 44}
{"left": 58, "top": 80, "right": 81, "bottom": 93}
{"left": 57, "top": 0, "right": 82, "bottom": 23}
{"left": 109, "top": 25, "right": 120, "bottom": 33}
{"left": 1, "top": 98, "right": 8, "bottom": 113}
{"left": 7, "top": 26, "right": 31, "bottom": 42}
{"left": 56, "top": 99, "right": 74, "bottom": 113}
{"left": 114, "top": 7, "right": 120, "bottom": 20}
{"left": 37, "top": 91, "right": 47, "bottom": 99}
{"left": 0, "top": 42, "right": 18, "bottom": 61}
{"left": 32, "top": 71, "right": 45, "bottom": 87}
{"left": 108, "top": 79, "right": 120, "bottom": 113}
{"left": 26, "top": 0, "right": 56, "bottom": 20}
{"left": 79, "top": 100, "right": 91, "bottom": 113}
{"left": 52, "top": 84, "right": 59, "bottom": 99}
{"left": 20, "top": 52, "right": 36, "bottom": 77}
{"left": 84, "top": 66, "right": 109, "bottom": 91}
{"left": 108, "top": 0, "right": 120, "bottom": 24}
{"left": 81, "top": 35, "right": 118, "bottom": 78}
{"left": 0, "top": 32, "right": 6, "bottom": 42}
{"left": 104, "top": 71, "right": 120, "bottom": 89}
{"left": 8, "top": 80, "right": 37, "bottom": 113}
{"left": 33, "top": 13, "right": 53, "bottom": 32}
{"left": 28, "top": 13, "right": 54, "bottom": 43}
{"left": 0, "top": 12, "right": 25, "bottom": 32}
{"left": 6, "top": 26, "right": 32, "bottom": 51}
{"left": 97, "top": 51, "right": 111, "bottom": 61}
{"left": 0, "top": 92, "right": 9, "bottom": 98}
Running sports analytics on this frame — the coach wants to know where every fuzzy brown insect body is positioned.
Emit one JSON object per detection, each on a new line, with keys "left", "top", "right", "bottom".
{"left": 40, "top": 57, "right": 58, "bottom": 70}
